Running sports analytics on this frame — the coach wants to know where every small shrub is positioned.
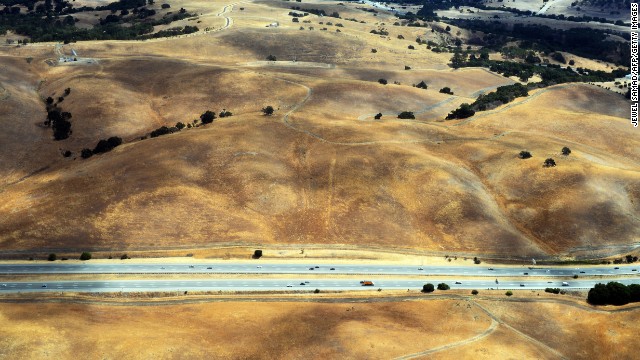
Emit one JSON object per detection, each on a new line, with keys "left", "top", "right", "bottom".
{"left": 371, "top": 48, "right": 377, "bottom": 53}
{"left": 374, "top": 113, "right": 382, "bottom": 120}
{"left": 397, "top": 111, "right": 415, "bottom": 119}
{"left": 415, "top": 81, "right": 428, "bottom": 89}
{"left": 408, "top": 45, "right": 415, "bottom": 50}
{"left": 175, "top": 122, "right": 186, "bottom": 130}
{"left": 121, "top": 254, "right": 129, "bottom": 260}
{"left": 262, "top": 106, "right": 275, "bottom": 116}
{"left": 473, "top": 257, "right": 481, "bottom": 264}
{"left": 314, "top": 288, "right": 320, "bottom": 293}
{"left": 471, "top": 289, "right": 479, "bottom": 295}
{"left": 562, "top": 146, "right": 571, "bottom": 155}
{"left": 519, "top": 151, "right": 532, "bottom": 159}
{"left": 47, "top": 253, "right": 57, "bottom": 261}
{"left": 437, "top": 283, "right": 450, "bottom": 290}
{"left": 266, "top": 54, "right": 277, "bottom": 61}
{"left": 422, "top": 283, "right": 435, "bottom": 293}
{"left": 505, "top": 290, "right": 513, "bottom": 296}
{"left": 544, "top": 158, "right": 556, "bottom": 167}
{"left": 80, "top": 252, "right": 92, "bottom": 261}
{"left": 404, "top": 65, "right": 411, "bottom": 70}
{"left": 439, "top": 87, "right": 453, "bottom": 95}
{"left": 253, "top": 250, "right": 263, "bottom": 259}
{"left": 378, "top": 78, "right": 388, "bottom": 85}
{"left": 200, "top": 110, "right": 216, "bottom": 124}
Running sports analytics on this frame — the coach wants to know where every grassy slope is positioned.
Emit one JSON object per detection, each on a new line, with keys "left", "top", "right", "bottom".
{"left": 0, "top": 0, "right": 637, "bottom": 258}
{"left": 0, "top": 297, "right": 637, "bottom": 359}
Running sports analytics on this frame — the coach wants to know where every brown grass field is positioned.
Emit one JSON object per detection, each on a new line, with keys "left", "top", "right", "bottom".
{"left": 0, "top": 0, "right": 638, "bottom": 260}
{"left": 1, "top": 295, "right": 638, "bottom": 359}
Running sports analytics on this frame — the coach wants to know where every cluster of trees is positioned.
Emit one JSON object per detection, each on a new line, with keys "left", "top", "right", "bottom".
{"left": 446, "top": 20, "right": 630, "bottom": 67}
{"left": 421, "top": 283, "right": 452, "bottom": 292}
{"left": 43, "top": 89, "right": 73, "bottom": 140}
{"left": 139, "top": 25, "right": 197, "bottom": 39}
{"left": 81, "top": 136, "right": 123, "bottom": 158}
{"left": 545, "top": 288, "right": 564, "bottom": 294}
{"left": 0, "top": 0, "right": 195, "bottom": 42}
{"left": 46, "top": 108, "right": 73, "bottom": 140}
{"left": 445, "top": 103, "right": 475, "bottom": 120}
{"left": 473, "top": 83, "right": 528, "bottom": 111}
{"left": 588, "top": 282, "right": 640, "bottom": 305}
{"left": 610, "top": 255, "right": 640, "bottom": 264}
{"left": 289, "top": 7, "right": 339, "bottom": 18}
{"left": 143, "top": 109, "right": 234, "bottom": 141}
{"left": 446, "top": 83, "right": 528, "bottom": 120}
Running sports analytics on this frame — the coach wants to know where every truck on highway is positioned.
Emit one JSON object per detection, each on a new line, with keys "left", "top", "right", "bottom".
{"left": 361, "top": 281, "right": 374, "bottom": 286}
{"left": 562, "top": 282, "right": 569, "bottom": 286}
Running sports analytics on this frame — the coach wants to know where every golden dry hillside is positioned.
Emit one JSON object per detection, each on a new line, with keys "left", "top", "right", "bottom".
{"left": 0, "top": 0, "right": 638, "bottom": 259}
{"left": 1, "top": 296, "right": 638, "bottom": 359}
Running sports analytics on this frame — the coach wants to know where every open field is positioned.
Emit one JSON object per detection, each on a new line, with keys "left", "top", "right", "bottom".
{"left": 0, "top": 295, "right": 638, "bottom": 359}
{"left": 0, "top": 0, "right": 638, "bottom": 261}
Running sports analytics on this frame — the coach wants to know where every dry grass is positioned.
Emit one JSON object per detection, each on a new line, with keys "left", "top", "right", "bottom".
{"left": 1, "top": 295, "right": 638, "bottom": 359}
{"left": 0, "top": 299, "right": 491, "bottom": 359}
{"left": 473, "top": 299, "right": 640, "bottom": 360}
{"left": 0, "top": 0, "right": 638, "bottom": 259}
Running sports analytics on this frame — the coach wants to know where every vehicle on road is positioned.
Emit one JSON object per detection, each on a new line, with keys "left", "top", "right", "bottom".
{"left": 286, "top": 284, "right": 293, "bottom": 287}
{"left": 315, "top": 266, "right": 319, "bottom": 268}
{"left": 256, "top": 266, "right": 262, "bottom": 268}
{"left": 1, "top": 284, "right": 6, "bottom": 287}
{"left": 361, "top": 281, "right": 374, "bottom": 286}
{"left": 633, "top": 269, "right": 638, "bottom": 272}
{"left": 160, "top": 267, "right": 165, "bottom": 270}
{"left": 418, "top": 267, "right": 424, "bottom": 270}
{"left": 330, "top": 268, "right": 335, "bottom": 270}
{"left": 189, "top": 266, "right": 194, "bottom": 268}
{"left": 562, "top": 282, "right": 569, "bottom": 286}
{"left": 614, "top": 267, "right": 620, "bottom": 270}
{"left": 520, "top": 284, "right": 525, "bottom": 287}
{"left": 207, "top": 267, "right": 212, "bottom": 269}
{"left": 488, "top": 268, "right": 494, "bottom": 270}
{"left": 523, "top": 272, "right": 529, "bottom": 275}
{"left": 300, "top": 282, "right": 306, "bottom": 285}
{"left": 579, "top": 271, "right": 585, "bottom": 273}
{"left": 304, "top": 281, "right": 309, "bottom": 283}
{"left": 455, "top": 281, "right": 462, "bottom": 284}
{"left": 309, "top": 267, "right": 315, "bottom": 270}
{"left": 42, "top": 284, "right": 47, "bottom": 288}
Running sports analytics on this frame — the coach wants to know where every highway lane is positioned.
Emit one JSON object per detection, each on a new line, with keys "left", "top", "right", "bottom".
{"left": 1, "top": 278, "right": 640, "bottom": 293}
{"left": 0, "top": 263, "right": 638, "bottom": 277}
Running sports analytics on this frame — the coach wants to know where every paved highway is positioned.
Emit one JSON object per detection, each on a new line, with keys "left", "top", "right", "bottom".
{"left": 1, "top": 278, "right": 639, "bottom": 293}
{"left": 0, "top": 263, "right": 638, "bottom": 277}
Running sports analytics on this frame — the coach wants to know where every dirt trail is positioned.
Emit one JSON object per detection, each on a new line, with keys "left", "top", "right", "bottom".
{"left": 394, "top": 301, "right": 499, "bottom": 359}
